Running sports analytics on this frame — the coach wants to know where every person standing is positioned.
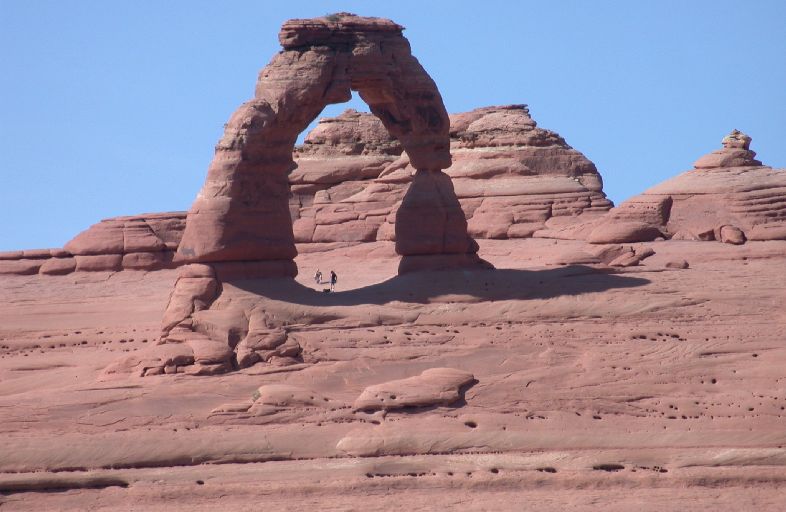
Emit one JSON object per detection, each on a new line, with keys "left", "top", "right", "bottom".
{"left": 314, "top": 269, "right": 322, "bottom": 284}
{"left": 330, "top": 270, "right": 337, "bottom": 291}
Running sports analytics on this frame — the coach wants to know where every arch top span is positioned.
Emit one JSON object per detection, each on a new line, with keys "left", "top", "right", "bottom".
{"left": 177, "top": 13, "right": 481, "bottom": 272}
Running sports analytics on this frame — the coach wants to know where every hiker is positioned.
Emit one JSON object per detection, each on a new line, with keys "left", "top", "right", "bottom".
{"left": 314, "top": 269, "right": 322, "bottom": 284}
{"left": 330, "top": 270, "right": 337, "bottom": 291}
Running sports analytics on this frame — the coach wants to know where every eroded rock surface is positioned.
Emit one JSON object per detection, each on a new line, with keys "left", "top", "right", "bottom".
{"left": 290, "top": 105, "right": 612, "bottom": 249}
{"left": 579, "top": 131, "right": 786, "bottom": 244}
{"left": 3, "top": 234, "right": 786, "bottom": 510}
{"left": 354, "top": 368, "right": 476, "bottom": 411}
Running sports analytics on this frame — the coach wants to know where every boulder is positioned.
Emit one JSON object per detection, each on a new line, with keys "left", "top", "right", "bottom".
{"left": 719, "top": 225, "right": 746, "bottom": 245}
{"left": 665, "top": 259, "right": 690, "bottom": 269}
{"left": 251, "top": 384, "right": 332, "bottom": 408}
{"left": 353, "top": 368, "right": 476, "bottom": 411}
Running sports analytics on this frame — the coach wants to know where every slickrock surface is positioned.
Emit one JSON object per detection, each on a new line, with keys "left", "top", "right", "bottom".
{"left": 3, "top": 13, "right": 785, "bottom": 512}
{"left": 2, "top": 237, "right": 786, "bottom": 510}
{"left": 583, "top": 130, "right": 786, "bottom": 244}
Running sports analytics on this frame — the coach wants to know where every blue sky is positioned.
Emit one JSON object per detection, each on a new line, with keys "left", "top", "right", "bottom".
{"left": 1, "top": 0, "right": 784, "bottom": 251}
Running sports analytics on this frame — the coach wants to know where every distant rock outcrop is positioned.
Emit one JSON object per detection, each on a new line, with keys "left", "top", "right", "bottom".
{"left": 585, "top": 130, "right": 786, "bottom": 244}
{"left": 0, "top": 212, "right": 185, "bottom": 276}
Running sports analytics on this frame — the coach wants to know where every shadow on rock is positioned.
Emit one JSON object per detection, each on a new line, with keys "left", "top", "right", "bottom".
{"left": 229, "top": 265, "right": 650, "bottom": 306}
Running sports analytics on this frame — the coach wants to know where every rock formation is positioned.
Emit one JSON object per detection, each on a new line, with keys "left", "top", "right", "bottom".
{"left": 289, "top": 105, "right": 612, "bottom": 251}
{"left": 0, "top": 212, "right": 185, "bottom": 276}
{"left": 584, "top": 130, "right": 786, "bottom": 244}
{"left": 353, "top": 368, "right": 476, "bottom": 411}
{"left": 176, "top": 13, "right": 479, "bottom": 275}
{"left": 4, "top": 13, "right": 786, "bottom": 511}
{"left": 0, "top": 106, "right": 611, "bottom": 276}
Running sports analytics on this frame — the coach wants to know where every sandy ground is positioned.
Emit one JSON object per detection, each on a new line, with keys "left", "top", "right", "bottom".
{"left": 1, "top": 239, "right": 785, "bottom": 510}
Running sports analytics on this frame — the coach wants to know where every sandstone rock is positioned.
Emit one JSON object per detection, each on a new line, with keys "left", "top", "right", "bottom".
{"left": 609, "top": 252, "right": 642, "bottom": 267}
{"left": 65, "top": 212, "right": 184, "bottom": 256}
{"left": 665, "top": 259, "right": 690, "bottom": 269}
{"left": 592, "top": 245, "right": 632, "bottom": 265}
{"left": 694, "top": 130, "right": 761, "bottom": 169}
{"left": 39, "top": 257, "right": 76, "bottom": 276}
{"left": 288, "top": 104, "right": 612, "bottom": 249}
{"left": 747, "top": 223, "right": 786, "bottom": 241}
{"left": 0, "top": 251, "right": 24, "bottom": 260}
{"left": 395, "top": 170, "right": 477, "bottom": 258}
{"left": 553, "top": 250, "right": 602, "bottom": 266}
{"left": 184, "top": 362, "right": 234, "bottom": 376}
{"left": 186, "top": 335, "right": 234, "bottom": 366}
{"left": 353, "top": 368, "right": 476, "bottom": 411}
{"left": 74, "top": 254, "right": 123, "bottom": 272}
{"left": 122, "top": 251, "right": 173, "bottom": 271}
{"left": 719, "top": 225, "right": 746, "bottom": 245}
{"left": 241, "top": 328, "right": 287, "bottom": 351}
{"left": 594, "top": 132, "right": 786, "bottom": 243}
{"left": 22, "top": 249, "right": 54, "bottom": 259}
{"left": 191, "top": 308, "right": 248, "bottom": 348}
{"left": 0, "top": 259, "right": 43, "bottom": 275}
{"left": 588, "top": 221, "right": 663, "bottom": 244}
{"left": 177, "top": 13, "right": 457, "bottom": 271}
{"left": 101, "top": 343, "right": 194, "bottom": 379}
{"left": 160, "top": 270, "right": 219, "bottom": 335}
{"left": 252, "top": 384, "right": 332, "bottom": 408}
{"left": 65, "top": 220, "right": 123, "bottom": 255}
{"left": 175, "top": 263, "right": 215, "bottom": 279}
{"left": 236, "top": 348, "right": 261, "bottom": 369}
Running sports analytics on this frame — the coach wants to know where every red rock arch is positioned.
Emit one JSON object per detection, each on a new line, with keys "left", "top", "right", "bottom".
{"left": 177, "top": 14, "right": 480, "bottom": 275}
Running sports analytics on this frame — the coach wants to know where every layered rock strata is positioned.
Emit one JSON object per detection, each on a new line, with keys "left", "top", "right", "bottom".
{"left": 0, "top": 212, "right": 185, "bottom": 276}
{"left": 289, "top": 105, "right": 612, "bottom": 249}
{"left": 585, "top": 130, "right": 786, "bottom": 244}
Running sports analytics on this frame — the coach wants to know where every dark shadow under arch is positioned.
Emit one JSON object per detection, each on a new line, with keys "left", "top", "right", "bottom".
{"left": 226, "top": 266, "right": 650, "bottom": 308}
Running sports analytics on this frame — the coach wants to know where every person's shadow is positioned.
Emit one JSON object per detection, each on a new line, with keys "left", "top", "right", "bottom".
{"left": 230, "top": 265, "right": 650, "bottom": 307}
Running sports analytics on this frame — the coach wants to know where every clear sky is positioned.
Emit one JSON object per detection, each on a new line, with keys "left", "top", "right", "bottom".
{"left": 1, "top": 0, "right": 784, "bottom": 251}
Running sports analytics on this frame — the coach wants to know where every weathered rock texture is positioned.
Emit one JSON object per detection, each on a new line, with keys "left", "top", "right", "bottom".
{"left": 0, "top": 212, "right": 186, "bottom": 276}
{"left": 4, "top": 236, "right": 786, "bottom": 510}
{"left": 176, "top": 13, "right": 478, "bottom": 274}
{"left": 289, "top": 105, "right": 612, "bottom": 249}
{"left": 0, "top": 104, "right": 611, "bottom": 277}
{"left": 354, "top": 368, "right": 476, "bottom": 411}
{"left": 586, "top": 131, "right": 786, "bottom": 244}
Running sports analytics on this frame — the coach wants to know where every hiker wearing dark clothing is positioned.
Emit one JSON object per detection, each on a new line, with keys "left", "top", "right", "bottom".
{"left": 330, "top": 270, "right": 337, "bottom": 291}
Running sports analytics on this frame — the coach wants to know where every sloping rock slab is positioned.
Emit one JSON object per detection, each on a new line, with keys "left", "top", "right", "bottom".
{"left": 354, "top": 368, "right": 476, "bottom": 411}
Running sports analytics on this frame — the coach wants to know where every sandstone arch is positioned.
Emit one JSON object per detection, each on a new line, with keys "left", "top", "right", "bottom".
{"left": 177, "top": 13, "right": 480, "bottom": 275}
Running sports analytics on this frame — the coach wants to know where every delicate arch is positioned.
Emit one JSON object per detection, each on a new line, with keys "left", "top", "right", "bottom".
{"left": 177, "top": 14, "right": 479, "bottom": 275}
